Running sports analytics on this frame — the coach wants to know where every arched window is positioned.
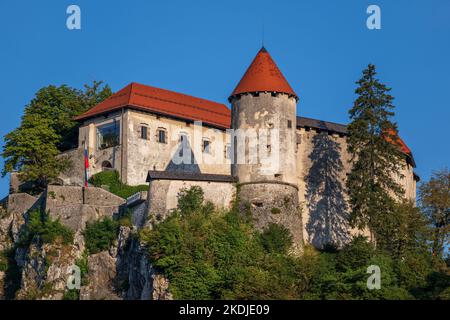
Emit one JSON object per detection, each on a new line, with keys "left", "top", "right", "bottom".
{"left": 101, "top": 161, "right": 113, "bottom": 171}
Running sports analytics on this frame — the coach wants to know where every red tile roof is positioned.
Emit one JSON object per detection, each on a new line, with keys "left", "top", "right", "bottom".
{"left": 385, "top": 128, "right": 412, "bottom": 155}
{"left": 75, "top": 82, "right": 231, "bottom": 129}
{"left": 229, "top": 47, "right": 297, "bottom": 100}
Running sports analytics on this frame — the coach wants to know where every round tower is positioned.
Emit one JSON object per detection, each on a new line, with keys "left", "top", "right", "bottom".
{"left": 229, "top": 47, "right": 303, "bottom": 252}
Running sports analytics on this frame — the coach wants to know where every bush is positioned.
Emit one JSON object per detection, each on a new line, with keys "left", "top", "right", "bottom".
{"left": 142, "top": 186, "right": 312, "bottom": 299}
{"left": 89, "top": 170, "right": 147, "bottom": 199}
{"left": 75, "top": 250, "right": 89, "bottom": 286}
{"left": 260, "top": 223, "right": 293, "bottom": 254}
{"left": 63, "top": 289, "right": 80, "bottom": 300}
{"left": 177, "top": 186, "right": 204, "bottom": 215}
{"left": 19, "top": 210, "right": 74, "bottom": 247}
{"left": 335, "top": 236, "right": 374, "bottom": 272}
{"left": 0, "top": 250, "right": 8, "bottom": 272}
{"left": 141, "top": 186, "right": 450, "bottom": 300}
{"left": 84, "top": 217, "right": 118, "bottom": 254}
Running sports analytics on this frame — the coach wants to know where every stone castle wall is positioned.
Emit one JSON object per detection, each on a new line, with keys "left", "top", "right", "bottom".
{"left": 147, "top": 179, "right": 236, "bottom": 221}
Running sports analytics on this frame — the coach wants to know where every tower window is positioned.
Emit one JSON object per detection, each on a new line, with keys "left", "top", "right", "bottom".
{"left": 287, "top": 120, "right": 292, "bottom": 128}
{"left": 157, "top": 128, "right": 167, "bottom": 144}
{"left": 140, "top": 126, "right": 148, "bottom": 140}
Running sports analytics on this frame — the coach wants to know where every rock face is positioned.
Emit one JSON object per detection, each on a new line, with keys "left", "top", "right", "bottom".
{"left": 0, "top": 185, "right": 172, "bottom": 300}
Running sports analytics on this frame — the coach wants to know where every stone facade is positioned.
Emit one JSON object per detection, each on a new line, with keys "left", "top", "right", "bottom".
{"left": 147, "top": 178, "right": 236, "bottom": 221}
{"left": 230, "top": 92, "right": 303, "bottom": 252}
{"left": 77, "top": 109, "right": 231, "bottom": 186}
{"left": 66, "top": 48, "right": 418, "bottom": 251}
{"left": 71, "top": 105, "right": 418, "bottom": 250}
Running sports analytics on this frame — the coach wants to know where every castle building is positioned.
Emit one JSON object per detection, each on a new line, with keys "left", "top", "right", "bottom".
{"left": 69, "top": 47, "right": 418, "bottom": 249}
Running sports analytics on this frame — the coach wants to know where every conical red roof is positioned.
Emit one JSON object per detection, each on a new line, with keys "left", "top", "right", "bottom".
{"left": 230, "top": 47, "right": 297, "bottom": 100}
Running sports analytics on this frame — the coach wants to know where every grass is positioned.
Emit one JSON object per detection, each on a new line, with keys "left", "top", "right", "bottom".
{"left": 89, "top": 170, "right": 148, "bottom": 199}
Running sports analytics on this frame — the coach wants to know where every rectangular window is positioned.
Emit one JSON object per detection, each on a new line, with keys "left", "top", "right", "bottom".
{"left": 202, "top": 139, "right": 211, "bottom": 154}
{"left": 225, "top": 144, "right": 232, "bottom": 159}
{"left": 141, "top": 126, "right": 148, "bottom": 140}
{"left": 287, "top": 120, "right": 292, "bottom": 128}
{"left": 157, "top": 129, "right": 167, "bottom": 144}
{"left": 97, "top": 121, "right": 120, "bottom": 150}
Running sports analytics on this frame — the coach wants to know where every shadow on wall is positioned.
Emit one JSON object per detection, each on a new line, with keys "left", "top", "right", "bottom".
{"left": 306, "top": 131, "right": 350, "bottom": 249}
{"left": 164, "top": 138, "right": 201, "bottom": 174}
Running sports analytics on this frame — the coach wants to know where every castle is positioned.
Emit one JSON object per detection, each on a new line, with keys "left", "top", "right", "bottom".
{"left": 62, "top": 47, "right": 418, "bottom": 250}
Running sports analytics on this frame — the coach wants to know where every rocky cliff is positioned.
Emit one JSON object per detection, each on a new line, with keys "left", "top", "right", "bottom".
{"left": 0, "top": 185, "right": 171, "bottom": 300}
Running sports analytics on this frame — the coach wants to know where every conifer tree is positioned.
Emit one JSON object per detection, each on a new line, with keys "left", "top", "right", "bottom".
{"left": 346, "top": 64, "right": 405, "bottom": 243}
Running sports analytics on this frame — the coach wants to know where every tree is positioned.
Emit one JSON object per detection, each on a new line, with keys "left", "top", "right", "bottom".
{"left": 377, "top": 200, "right": 429, "bottom": 257}
{"left": 346, "top": 64, "right": 405, "bottom": 245}
{"left": 2, "top": 113, "right": 65, "bottom": 190}
{"left": 419, "top": 168, "right": 450, "bottom": 259}
{"left": 2, "top": 81, "right": 111, "bottom": 191}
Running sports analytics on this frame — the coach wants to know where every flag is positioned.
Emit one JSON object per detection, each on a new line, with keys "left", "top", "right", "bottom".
{"left": 84, "top": 145, "right": 89, "bottom": 187}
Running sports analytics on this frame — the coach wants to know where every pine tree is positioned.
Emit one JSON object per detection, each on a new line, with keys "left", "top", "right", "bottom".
{"left": 346, "top": 64, "right": 405, "bottom": 244}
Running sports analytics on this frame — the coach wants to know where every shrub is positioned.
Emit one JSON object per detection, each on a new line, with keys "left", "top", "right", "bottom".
{"left": 271, "top": 207, "right": 281, "bottom": 214}
{"left": 89, "top": 170, "right": 147, "bottom": 199}
{"left": 75, "top": 250, "right": 89, "bottom": 286}
{"left": 335, "top": 236, "right": 374, "bottom": 272}
{"left": 0, "top": 250, "right": 8, "bottom": 272}
{"left": 19, "top": 210, "right": 74, "bottom": 247}
{"left": 84, "top": 217, "right": 118, "bottom": 254}
{"left": 260, "top": 223, "right": 293, "bottom": 254}
{"left": 63, "top": 289, "right": 79, "bottom": 300}
{"left": 177, "top": 186, "right": 204, "bottom": 215}
{"left": 142, "top": 187, "right": 311, "bottom": 299}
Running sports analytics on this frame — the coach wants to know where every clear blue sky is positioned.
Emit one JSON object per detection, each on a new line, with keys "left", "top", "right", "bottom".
{"left": 0, "top": 0, "right": 449, "bottom": 197}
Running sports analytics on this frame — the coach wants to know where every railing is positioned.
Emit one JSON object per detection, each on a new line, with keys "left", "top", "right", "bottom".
{"left": 126, "top": 191, "right": 147, "bottom": 207}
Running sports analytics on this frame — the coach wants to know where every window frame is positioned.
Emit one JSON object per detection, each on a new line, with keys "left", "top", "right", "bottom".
{"left": 157, "top": 127, "right": 167, "bottom": 144}
{"left": 202, "top": 138, "right": 211, "bottom": 154}
{"left": 96, "top": 120, "right": 120, "bottom": 151}
{"left": 140, "top": 125, "right": 149, "bottom": 140}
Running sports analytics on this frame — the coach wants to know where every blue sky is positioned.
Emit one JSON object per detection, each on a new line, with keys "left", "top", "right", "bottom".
{"left": 0, "top": 0, "right": 449, "bottom": 197}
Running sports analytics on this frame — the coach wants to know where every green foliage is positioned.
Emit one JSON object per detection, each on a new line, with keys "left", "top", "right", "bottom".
{"left": 0, "top": 249, "right": 8, "bottom": 272}
{"left": 19, "top": 210, "right": 74, "bottom": 247}
{"left": 88, "top": 170, "right": 148, "bottom": 199}
{"left": 2, "top": 114, "right": 67, "bottom": 191}
{"left": 270, "top": 207, "right": 281, "bottom": 214}
{"left": 260, "top": 223, "right": 292, "bottom": 254}
{"left": 177, "top": 186, "right": 204, "bottom": 215}
{"left": 84, "top": 217, "right": 118, "bottom": 254}
{"left": 2, "top": 247, "right": 22, "bottom": 299}
{"left": 419, "top": 168, "right": 450, "bottom": 259}
{"left": 1, "top": 81, "right": 111, "bottom": 191}
{"left": 143, "top": 188, "right": 449, "bottom": 300}
{"left": 75, "top": 250, "right": 89, "bottom": 286}
{"left": 335, "top": 236, "right": 375, "bottom": 272}
{"left": 346, "top": 64, "right": 405, "bottom": 243}
{"left": 63, "top": 289, "right": 80, "bottom": 300}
